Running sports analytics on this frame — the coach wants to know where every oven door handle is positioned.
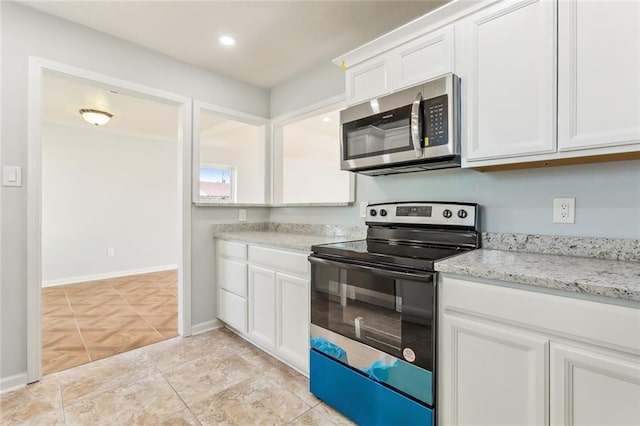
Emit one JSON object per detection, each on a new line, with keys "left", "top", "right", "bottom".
{"left": 308, "top": 255, "right": 433, "bottom": 282}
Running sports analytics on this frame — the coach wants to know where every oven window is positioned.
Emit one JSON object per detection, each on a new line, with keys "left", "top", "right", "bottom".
{"left": 342, "top": 104, "right": 416, "bottom": 160}
{"left": 311, "top": 260, "right": 434, "bottom": 372}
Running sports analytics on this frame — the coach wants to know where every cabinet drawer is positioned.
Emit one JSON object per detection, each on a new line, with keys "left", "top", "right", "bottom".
{"left": 442, "top": 276, "right": 640, "bottom": 353}
{"left": 249, "top": 246, "right": 309, "bottom": 277}
{"left": 218, "top": 258, "right": 247, "bottom": 297}
{"left": 217, "top": 240, "right": 247, "bottom": 260}
{"left": 218, "top": 289, "right": 247, "bottom": 333}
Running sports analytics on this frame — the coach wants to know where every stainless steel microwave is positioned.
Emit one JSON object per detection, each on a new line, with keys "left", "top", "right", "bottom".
{"left": 340, "top": 73, "right": 461, "bottom": 176}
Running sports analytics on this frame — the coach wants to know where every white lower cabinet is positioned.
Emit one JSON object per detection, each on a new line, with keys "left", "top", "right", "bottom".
{"left": 218, "top": 289, "right": 247, "bottom": 333}
{"left": 550, "top": 343, "right": 640, "bottom": 426}
{"left": 248, "top": 265, "right": 277, "bottom": 349}
{"left": 216, "top": 239, "right": 311, "bottom": 374}
{"left": 439, "top": 275, "right": 640, "bottom": 426}
{"left": 441, "top": 315, "right": 548, "bottom": 426}
{"left": 276, "top": 273, "right": 310, "bottom": 372}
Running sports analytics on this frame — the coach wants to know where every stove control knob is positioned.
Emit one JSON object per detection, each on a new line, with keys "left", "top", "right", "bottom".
{"left": 369, "top": 209, "right": 377, "bottom": 217}
{"left": 380, "top": 209, "right": 388, "bottom": 217}
{"left": 443, "top": 209, "right": 453, "bottom": 219}
{"left": 457, "top": 209, "right": 468, "bottom": 219}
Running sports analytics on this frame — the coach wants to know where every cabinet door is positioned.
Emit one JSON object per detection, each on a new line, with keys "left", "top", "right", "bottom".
{"left": 391, "top": 25, "right": 454, "bottom": 91}
{"left": 276, "top": 272, "right": 310, "bottom": 373}
{"left": 345, "top": 55, "right": 392, "bottom": 106}
{"left": 558, "top": 1, "right": 640, "bottom": 151}
{"left": 459, "top": 0, "right": 556, "bottom": 162}
{"left": 550, "top": 342, "right": 640, "bottom": 426}
{"left": 440, "top": 315, "right": 548, "bottom": 426}
{"left": 218, "top": 258, "right": 247, "bottom": 297}
{"left": 248, "top": 266, "right": 276, "bottom": 349}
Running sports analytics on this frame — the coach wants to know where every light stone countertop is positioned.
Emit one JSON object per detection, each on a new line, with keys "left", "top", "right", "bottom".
{"left": 435, "top": 249, "right": 640, "bottom": 302}
{"left": 213, "top": 231, "right": 354, "bottom": 252}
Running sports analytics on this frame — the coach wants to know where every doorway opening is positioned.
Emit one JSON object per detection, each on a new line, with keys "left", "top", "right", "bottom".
{"left": 27, "top": 58, "right": 192, "bottom": 382}
{"left": 39, "top": 71, "right": 181, "bottom": 373}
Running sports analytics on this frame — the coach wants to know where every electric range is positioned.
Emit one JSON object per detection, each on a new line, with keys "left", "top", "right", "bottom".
{"left": 308, "top": 201, "right": 480, "bottom": 426}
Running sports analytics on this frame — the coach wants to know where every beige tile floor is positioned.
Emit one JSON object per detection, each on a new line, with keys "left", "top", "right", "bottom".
{"left": 0, "top": 328, "right": 354, "bottom": 426}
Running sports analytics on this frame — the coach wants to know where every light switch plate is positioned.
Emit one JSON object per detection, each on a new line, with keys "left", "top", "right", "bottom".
{"left": 238, "top": 209, "right": 247, "bottom": 222}
{"left": 3, "top": 165, "right": 22, "bottom": 187}
{"left": 360, "top": 202, "right": 368, "bottom": 218}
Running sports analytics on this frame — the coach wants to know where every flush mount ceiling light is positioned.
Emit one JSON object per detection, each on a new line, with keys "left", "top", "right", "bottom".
{"left": 79, "top": 109, "right": 113, "bottom": 126}
{"left": 218, "top": 35, "right": 236, "bottom": 47}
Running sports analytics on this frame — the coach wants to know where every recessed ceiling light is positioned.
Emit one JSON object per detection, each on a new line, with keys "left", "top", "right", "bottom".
{"left": 321, "top": 116, "right": 331, "bottom": 123}
{"left": 219, "top": 35, "right": 236, "bottom": 47}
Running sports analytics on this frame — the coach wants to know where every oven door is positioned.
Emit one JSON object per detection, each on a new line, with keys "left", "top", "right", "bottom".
{"left": 309, "top": 254, "right": 435, "bottom": 406}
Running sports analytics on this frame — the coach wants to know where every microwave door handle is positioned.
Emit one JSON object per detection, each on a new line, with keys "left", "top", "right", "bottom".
{"left": 411, "top": 92, "right": 423, "bottom": 158}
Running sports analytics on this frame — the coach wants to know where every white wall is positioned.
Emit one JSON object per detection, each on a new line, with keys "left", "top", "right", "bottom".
{"left": 42, "top": 123, "right": 177, "bottom": 284}
{"left": 200, "top": 125, "right": 266, "bottom": 204}
{"left": 268, "top": 60, "right": 640, "bottom": 240}
{"left": 282, "top": 125, "right": 350, "bottom": 203}
{"left": 270, "top": 61, "right": 345, "bottom": 117}
{"left": 1, "top": 2, "right": 269, "bottom": 381}
{"left": 271, "top": 162, "right": 640, "bottom": 238}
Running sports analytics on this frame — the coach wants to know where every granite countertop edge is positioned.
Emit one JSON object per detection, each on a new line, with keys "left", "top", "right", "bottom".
{"left": 213, "top": 230, "right": 350, "bottom": 252}
{"left": 435, "top": 249, "right": 640, "bottom": 303}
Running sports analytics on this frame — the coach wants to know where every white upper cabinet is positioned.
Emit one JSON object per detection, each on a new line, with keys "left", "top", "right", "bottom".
{"left": 345, "top": 55, "right": 392, "bottom": 106}
{"left": 459, "top": 0, "right": 557, "bottom": 162}
{"left": 391, "top": 25, "right": 454, "bottom": 91}
{"left": 558, "top": 0, "right": 640, "bottom": 152}
{"left": 345, "top": 25, "right": 455, "bottom": 106}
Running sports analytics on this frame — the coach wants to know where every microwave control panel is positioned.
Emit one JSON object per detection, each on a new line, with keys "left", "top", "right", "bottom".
{"left": 423, "top": 94, "right": 448, "bottom": 147}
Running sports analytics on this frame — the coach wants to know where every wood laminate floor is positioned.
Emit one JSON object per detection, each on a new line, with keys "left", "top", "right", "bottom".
{"left": 41, "top": 270, "right": 178, "bottom": 375}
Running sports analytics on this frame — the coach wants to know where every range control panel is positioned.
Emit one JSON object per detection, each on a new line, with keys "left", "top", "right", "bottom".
{"left": 366, "top": 202, "right": 477, "bottom": 228}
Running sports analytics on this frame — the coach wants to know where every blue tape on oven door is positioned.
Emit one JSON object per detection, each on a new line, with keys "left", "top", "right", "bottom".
{"left": 310, "top": 337, "right": 349, "bottom": 364}
{"left": 362, "top": 359, "right": 433, "bottom": 406}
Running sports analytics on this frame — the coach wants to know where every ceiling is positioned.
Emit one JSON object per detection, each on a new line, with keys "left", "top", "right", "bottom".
{"left": 21, "top": 0, "right": 448, "bottom": 88}
{"left": 43, "top": 71, "right": 180, "bottom": 140}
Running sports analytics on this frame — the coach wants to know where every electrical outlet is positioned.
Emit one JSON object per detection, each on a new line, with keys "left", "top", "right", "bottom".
{"left": 107, "top": 248, "right": 115, "bottom": 257}
{"left": 238, "top": 209, "right": 247, "bottom": 222}
{"left": 553, "top": 198, "right": 575, "bottom": 224}
{"left": 360, "top": 202, "right": 368, "bottom": 218}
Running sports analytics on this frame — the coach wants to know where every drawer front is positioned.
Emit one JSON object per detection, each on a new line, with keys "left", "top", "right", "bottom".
{"left": 218, "top": 289, "right": 247, "bottom": 333}
{"left": 217, "top": 240, "right": 247, "bottom": 260}
{"left": 249, "top": 246, "right": 309, "bottom": 277}
{"left": 218, "top": 258, "right": 247, "bottom": 297}
{"left": 441, "top": 276, "right": 640, "bottom": 353}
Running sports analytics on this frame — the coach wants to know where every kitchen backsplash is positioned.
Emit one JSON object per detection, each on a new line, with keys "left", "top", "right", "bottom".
{"left": 481, "top": 233, "right": 640, "bottom": 262}
{"left": 211, "top": 222, "right": 638, "bottom": 261}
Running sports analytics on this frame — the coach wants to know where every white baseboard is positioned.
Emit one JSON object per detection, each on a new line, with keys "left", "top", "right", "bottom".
{"left": 0, "top": 372, "right": 28, "bottom": 395}
{"left": 42, "top": 264, "right": 178, "bottom": 287}
{"left": 191, "top": 319, "right": 223, "bottom": 335}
